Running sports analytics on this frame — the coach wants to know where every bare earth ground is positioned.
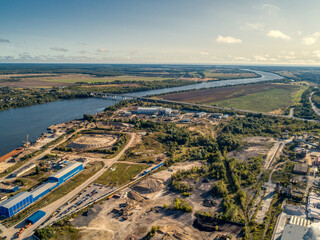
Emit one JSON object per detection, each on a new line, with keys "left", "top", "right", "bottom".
{"left": 71, "top": 161, "right": 230, "bottom": 240}
{"left": 67, "top": 134, "right": 118, "bottom": 150}
{"left": 161, "top": 83, "right": 295, "bottom": 104}
{"left": 227, "top": 136, "right": 275, "bottom": 162}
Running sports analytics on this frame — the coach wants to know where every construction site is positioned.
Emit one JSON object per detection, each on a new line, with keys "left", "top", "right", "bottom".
{"left": 71, "top": 161, "right": 222, "bottom": 240}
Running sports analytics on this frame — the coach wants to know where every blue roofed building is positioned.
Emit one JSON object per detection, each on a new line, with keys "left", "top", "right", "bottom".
{"left": 26, "top": 210, "right": 46, "bottom": 224}
{"left": 0, "top": 192, "right": 33, "bottom": 217}
{"left": 48, "top": 162, "right": 83, "bottom": 184}
{"left": 0, "top": 162, "right": 83, "bottom": 218}
{"left": 30, "top": 181, "right": 59, "bottom": 202}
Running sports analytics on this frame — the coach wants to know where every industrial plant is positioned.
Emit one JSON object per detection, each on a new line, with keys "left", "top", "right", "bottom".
{"left": 0, "top": 162, "right": 83, "bottom": 217}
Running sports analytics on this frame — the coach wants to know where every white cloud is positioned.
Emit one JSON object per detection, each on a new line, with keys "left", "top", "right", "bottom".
{"left": 254, "top": 55, "right": 268, "bottom": 61}
{"left": 233, "top": 56, "right": 250, "bottom": 61}
{"left": 216, "top": 35, "right": 242, "bottom": 44}
{"left": 200, "top": 52, "right": 209, "bottom": 55}
{"left": 253, "top": 55, "right": 277, "bottom": 62}
{"left": 303, "top": 37, "right": 318, "bottom": 46}
{"left": 262, "top": 3, "right": 280, "bottom": 14}
{"left": 50, "top": 47, "right": 68, "bottom": 52}
{"left": 262, "top": 3, "right": 280, "bottom": 10}
{"left": 279, "top": 55, "right": 296, "bottom": 60}
{"left": 267, "top": 30, "right": 291, "bottom": 40}
{"left": 241, "top": 23, "right": 264, "bottom": 31}
{"left": 303, "top": 32, "right": 320, "bottom": 46}
{"left": 97, "top": 48, "right": 109, "bottom": 53}
{"left": 313, "top": 50, "right": 320, "bottom": 58}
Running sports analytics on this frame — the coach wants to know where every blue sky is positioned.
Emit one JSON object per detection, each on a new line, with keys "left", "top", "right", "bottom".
{"left": 1, "top": 0, "right": 320, "bottom": 64}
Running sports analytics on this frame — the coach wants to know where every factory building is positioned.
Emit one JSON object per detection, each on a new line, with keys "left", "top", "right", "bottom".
{"left": 194, "top": 112, "right": 206, "bottom": 118}
{"left": 26, "top": 210, "right": 46, "bottom": 224}
{"left": 162, "top": 108, "right": 172, "bottom": 116}
{"left": 137, "top": 107, "right": 160, "bottom": 115}
{"left": 10, "top": 163, "right": 36, "bottom": 178}
{"left": 211, "top": 113, "right": 224, "bottom": 119}
{"left": 0, "top": 162, "right": 83, "bottom": 218}
{"left": 137, "top": 107, "right": 172, "bottom": 116}
{"left": 0, "top": 192, "right": 33, "bottom": 218}
{"left": 31, "top": 181, "right": 58, "bottom": 202}
{"left": 0, "top": 184, "right": 19, "bottom": 193}
{"left": 49, "top": 162, "right": 83, "bottom": 184}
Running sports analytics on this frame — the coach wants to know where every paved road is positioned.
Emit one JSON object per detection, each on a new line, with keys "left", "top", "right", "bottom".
{"left": 310, "top": 92, "right": 320, "bottom": 117}
{"left": 3, "top": 133, "right": 136, "bottom": 240}
{"left": 264, "top": 141, "right": 283, "bottom": 170}
{"left": 288, "top": 108, "right": 294, "bottom": 118}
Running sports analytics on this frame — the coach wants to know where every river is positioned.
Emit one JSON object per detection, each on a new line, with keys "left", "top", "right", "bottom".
{"left": 0, "top": 69, "right": 282, "bottom": 156}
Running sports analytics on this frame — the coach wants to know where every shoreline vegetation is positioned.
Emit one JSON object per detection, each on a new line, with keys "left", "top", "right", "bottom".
{"left": 0, "top": 64, "right": 262, "bottom": 111}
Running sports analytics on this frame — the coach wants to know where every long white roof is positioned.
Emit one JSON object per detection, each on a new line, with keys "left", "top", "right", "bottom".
{"left": 50, "top": 162, "right": 82, "bottom": 179}
{"left": 0, "top": 191, "right": 32, "bottom": 208}
{"left": 30, "top": 181, "right": 58, "bottom": 198}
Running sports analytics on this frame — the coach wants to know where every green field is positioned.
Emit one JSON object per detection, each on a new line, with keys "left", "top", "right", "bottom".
{"left": 119, "top": 134, "right": 168, "bottom": 163}
{"left": 212, "top": 85, "right": 307, "bottom": 113}
{"left": 95, "top": 163, "right": 147, "bottom": 186}
{"left": 42, "top": 75, "right": 172, "bottom": 83}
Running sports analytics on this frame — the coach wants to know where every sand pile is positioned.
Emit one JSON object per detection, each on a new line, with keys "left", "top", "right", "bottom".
{"left": 127, "top": 190, "right": 145, "bottom": 202}
{"left": 153, "top": 225, "right": 194, "bottom": 240}
{"left": 132, "top": 178, "right": 165, "bottom": 194}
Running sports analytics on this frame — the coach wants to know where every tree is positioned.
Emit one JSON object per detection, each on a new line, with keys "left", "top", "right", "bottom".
{"left": 35, "top": 166, "right": 41, "bottom": 175}
{"left": 83, "top": 114, "right": 94, "bottom": 122}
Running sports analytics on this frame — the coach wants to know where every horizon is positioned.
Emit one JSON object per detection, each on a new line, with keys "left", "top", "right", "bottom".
{"left": 1, "top": 0, "right": 320, "bottom": 65}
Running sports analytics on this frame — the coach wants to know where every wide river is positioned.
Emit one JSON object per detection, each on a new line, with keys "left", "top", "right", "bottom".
{"left": 0, "top": 69, "right": 282, "bottom": 156}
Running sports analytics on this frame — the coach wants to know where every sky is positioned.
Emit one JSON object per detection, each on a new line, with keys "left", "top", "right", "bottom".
{"left": 1, "top": 0, "right": 320, "bottom": 65}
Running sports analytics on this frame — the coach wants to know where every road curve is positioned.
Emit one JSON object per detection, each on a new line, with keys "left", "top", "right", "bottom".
{"left": 310, "top": 92, "right": 320, "bottom": 117}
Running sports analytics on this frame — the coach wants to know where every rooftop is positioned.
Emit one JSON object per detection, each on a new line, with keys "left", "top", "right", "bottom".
{"left": 30, "top": 181, "right": 58, "bottom": 198}
{"left": 293, "top": 164, "right": 308, "bottom": 174}
{"left": 281, "top": 224, "right": 310, "bottom": 240}
{"left": 0, "top": 191, "right": 32, "bottom": 208}
{"left": 12, "top": 163, "right": 36, "bottom": 175}
{"left": 0, "top": 184, "right": 17, "bottom": 190}
{"left": 50, "top": 162, "right": 82, "bottom": 180}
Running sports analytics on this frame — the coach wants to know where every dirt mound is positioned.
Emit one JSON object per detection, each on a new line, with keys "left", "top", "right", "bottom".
{"left": 79, "top": 229, "right": 113, "bottom": 240}
{"left": 132, "top": 178, "right": 165, "bottom": 194}
{"left": 67, "top": 134, "right": 118, "bottom": 150}
{"left": 153, "top": 225, "right": 194, "bottom": 240}
{"left": 127, "top": 190, "right": 145, "bottom": 202}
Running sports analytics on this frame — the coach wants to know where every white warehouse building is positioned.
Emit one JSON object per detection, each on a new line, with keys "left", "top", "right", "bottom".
{"left": 137, "top": 107, "right": 172, "bottom": 116}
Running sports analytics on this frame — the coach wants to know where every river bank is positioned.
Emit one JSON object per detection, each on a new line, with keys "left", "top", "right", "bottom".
{"left": 0, "top": 69, "right": 282, "bottom": 156}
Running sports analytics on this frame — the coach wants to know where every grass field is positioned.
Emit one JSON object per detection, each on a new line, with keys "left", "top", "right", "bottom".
{"left": 0, "top": 74, "right": 173, "bottom": 88}
{"left": 161, "top": 83, "right": 306, "bottom": 113}
{"left": 213, "top": 87, "right": 305, "bottom": 113}
{"left": 203, "top": 71, "right": 258, "bottom": 79}
{"left": 119, "top": 134, "right": 168, "bottom": 163}
{"left": 42, "top": 75, "right": 172, "bottom": 83}
{"left": 95, "top": 163, "right": 147, "bottom": 186}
